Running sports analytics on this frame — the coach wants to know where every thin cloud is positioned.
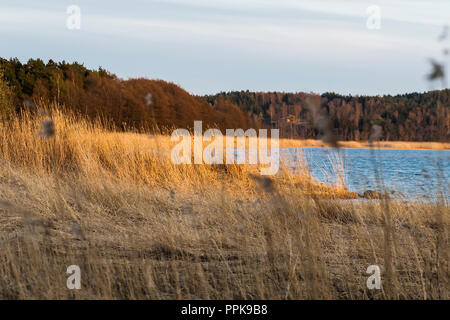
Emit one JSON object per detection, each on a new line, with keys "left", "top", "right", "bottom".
{"left": 0, "top": 0, "right": 445, "bottom": 95}
{"left": 0, "top": 5, "right": 436, "bottom": 58}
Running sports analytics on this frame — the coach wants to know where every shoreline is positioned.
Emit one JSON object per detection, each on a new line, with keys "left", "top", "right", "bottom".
{"left": 150, "top": 134, "right": 450, "bottom": 151}
{"left": 278, "top": 139, "right": 450, "bottom": 150}
{"left": 0, "top": 108, "right": 447, "bottom": 299}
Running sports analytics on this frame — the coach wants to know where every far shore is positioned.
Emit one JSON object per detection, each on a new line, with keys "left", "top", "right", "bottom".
{"left": 149, "top": 134, "right": 449, "bottom": 151}
{"left": 278, "top": 139, "right": 450, "bottom": 150}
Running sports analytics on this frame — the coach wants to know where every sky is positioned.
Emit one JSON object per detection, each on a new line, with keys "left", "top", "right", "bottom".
{"left": 0, "top": 0, "right": 449, "bottom": 95}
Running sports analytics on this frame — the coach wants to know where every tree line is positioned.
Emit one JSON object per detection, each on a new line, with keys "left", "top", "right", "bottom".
{"left": 0, "top": 58, "right": 255, "bottom": 132}
{"left": 203, "top": 90, "right": 450, "bottom": 141}
{"left": 1, "top": 57, "right": 449, "bottom": 141}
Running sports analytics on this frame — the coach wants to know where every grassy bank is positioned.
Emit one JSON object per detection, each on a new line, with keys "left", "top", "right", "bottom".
{"left": 0, "top": 108, "right": 448, "bottom": 299}
{"left": 279, "top": 139, "right": 450, "bottom": 150}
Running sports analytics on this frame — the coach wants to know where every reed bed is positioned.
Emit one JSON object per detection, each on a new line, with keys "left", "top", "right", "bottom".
{"left": 279, "top": 139, "right": 450, "bottom": 150}
{"left": 0, "top": 107, "right": 448, "bottom": 299}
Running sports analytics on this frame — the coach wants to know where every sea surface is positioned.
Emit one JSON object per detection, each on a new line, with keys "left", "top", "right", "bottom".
{"left": 281, "top": 148, "right": 450, "bottom": 201}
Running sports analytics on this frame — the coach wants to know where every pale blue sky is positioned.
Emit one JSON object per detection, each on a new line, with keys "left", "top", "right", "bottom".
{"left": 1, "top": 0, "right": 449, "bottom": 95}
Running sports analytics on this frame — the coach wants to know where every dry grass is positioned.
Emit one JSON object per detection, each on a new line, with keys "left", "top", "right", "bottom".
{"left": 0, "top": 108, "right": 448, "bottom": 299}
{"left": 279, "top": 139, "right": 450, "bottom": 150}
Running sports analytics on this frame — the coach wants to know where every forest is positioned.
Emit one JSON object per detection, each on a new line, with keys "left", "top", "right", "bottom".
{"left": 0, "top": 57, "right": 449, "bottom": 141}
{"left": 203, "top": 90, "right": 450, "bottom": 141}
{"left": 0, "top": 58, "right": 254, "bottom": 132}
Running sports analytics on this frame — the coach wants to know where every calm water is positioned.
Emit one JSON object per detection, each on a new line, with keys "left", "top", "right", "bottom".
{"left": 281, "top": 148, "right": 450, "bottom": 201}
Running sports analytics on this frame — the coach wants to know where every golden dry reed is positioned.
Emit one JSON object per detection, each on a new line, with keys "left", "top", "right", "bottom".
{"left": 0, "top": 107, "right": 448, "bottom": 299}
{"left": 278, "top": 139, "right": 450, "bottom": 150}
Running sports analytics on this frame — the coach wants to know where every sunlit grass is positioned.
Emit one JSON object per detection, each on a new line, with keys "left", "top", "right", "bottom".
{"left": 0, "top": 107, "right": 447, "bottom": 299}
